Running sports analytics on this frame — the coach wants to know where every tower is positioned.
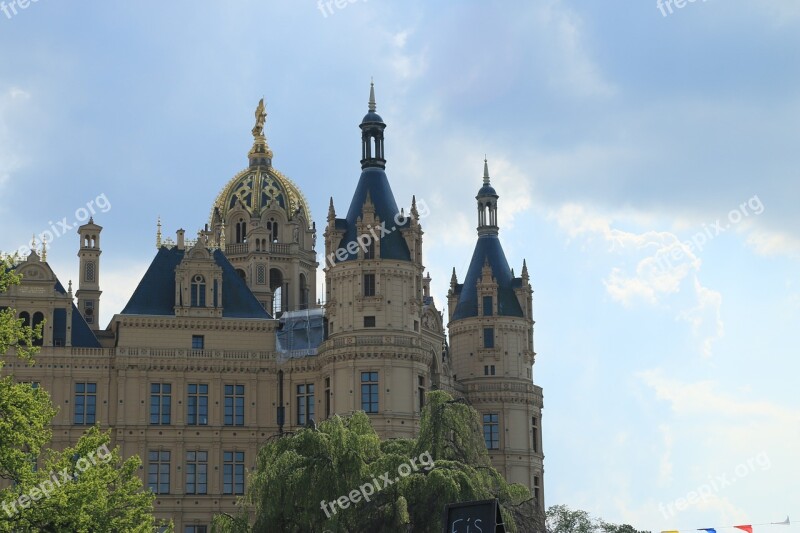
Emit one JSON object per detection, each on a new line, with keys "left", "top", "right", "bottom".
{"left": 76, "top": 218, "right": 102, "bottom": 327}
{"left": 447, "top": 160, "right": 544, "bottom": 512}
{"left": 319, "top": 82, "right": 442, "bottom": 438}
{"left": 208, "top": 99, "right": 318, "bottom": 316}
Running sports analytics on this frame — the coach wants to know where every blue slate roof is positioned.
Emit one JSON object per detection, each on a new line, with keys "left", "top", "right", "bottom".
{"left": 53, "top": 281, "right": 102, "bottom": 348}
{"left": 452, "top": 234, "right": 524, "bottom": 321}
{"left": 120, "top": 247, "right": 271, "bottom": 319}
{"left": 335, "top": 167, "right": 411, "bottom": 262}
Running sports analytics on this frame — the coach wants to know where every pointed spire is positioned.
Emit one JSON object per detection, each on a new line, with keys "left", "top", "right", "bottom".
{"left": 368, "top": 78, "right": 376, "bottom": 112}
{"left": 450, "top": 267, "right": 458, "bottom": 286}
{"left": 156, "top": 216, "right": 162, "bottom": 249}
{"left": 41, "top": 235, "right": 47, "bottom": 262}
{"left": 483, "top": 157, "right": 491, "bottom": 186}
{"left": 219, "top": 220, "right": 226, "bottom": 249}
{"left": 521, "top": 259, "right": 529, "bottom": 281}
{"left": 411, "top": 195, "right": 419, "bottom": 219}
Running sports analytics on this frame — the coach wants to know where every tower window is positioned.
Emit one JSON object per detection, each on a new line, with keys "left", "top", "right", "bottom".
{"left": 84, "top": 301, "right": 94, "bottom": 324}
{"left": 361, "top": 372, "right": 379, "bottom": 413}
{"left": 363, "top": 316, "right": 376, "bottom": 328}
{"left": 483, "top": 413, "right": 500, "bottom": 450}
{"left": 532, "top": 416, "right": 539, "bottom": 453}
{"left": 483, "top": 327, "right": 495, "bottom": 349}
{"left": 235, "top": 219, "right": 247, "bottom": 244}
{"left": 192, "top": 335, "right": 204, "bottom": 350}
{"left": 191, "top": 275, "right": 206, "bottom": 307}
{"left": 85, "top": 261, "right": 96, "bottom": 282}
{"left": 32, "top": 312, "right": 44, "bottom": 346}
{"left": 324, "top": 377, "right": 331, "bottom": 419}
{"left": 364, "top": 240, "right": 375, "bottom": 259}
{"left": 256, "top": 265, "right": 266, "bottom": 285}
{"left": 363, "top": 273, "right": 375, "bottom": 297}
{"left": 482, "top": 296, "right": 493, "bottom": 316}
{"left": 418, "top": 375, "right": 425, "bottom": 411}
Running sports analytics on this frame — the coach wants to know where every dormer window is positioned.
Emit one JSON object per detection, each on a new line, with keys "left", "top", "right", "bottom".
{"left": 191, "top": 275, "right": 206, "bottom": 307}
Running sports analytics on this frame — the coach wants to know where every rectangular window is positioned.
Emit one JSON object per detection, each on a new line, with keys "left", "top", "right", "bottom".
{"left": 185, "top": 451, "right": 208, "bottom": 495}
{"left": 150, "top": 383, "right": 172, "bottom": 425}
{"left": 74, "top": 382, "right": 97, "bottom": 425}
{"left": 483, "top": 413, "right": 500, "bottom": 450}
{"left": 84, "top": 300, "right": 94, "bottom": 324}
{"left": 223, "top": 451, "right": 245, "bottom": 495}
{"left": 418, "top": 375, "right": 425, "bottom": 411}
{"left": 363, "top": 273, "right": 376, "bottom": 296}
{"left": 364, "top": 241, "right": 375, "bottom": 259}
{"left": 192, "top": 335, "right": 204, "bottom": 350}
{"left": 363, "top": 316, "right": 376, "bottom": 328}
{"left": 484, "top": 365, "right": 488, "bottom": 376}
{"left": 483, "top": 327, "right": 495, "bottom": 349}
{"left": 224, "top": 384, "right": 245, "bottom": 426}
{"left": 185, "top": 527, "right": 208, "bottom": 533}
{"left": 532, "top": 417, "right": 539, "bottom": 453}
{"left": 414, "top": 320, "right": 419, "bottom": 332}
{"left": 360, "top": 372, "right": 379, "bottom": 413}
{"left": 324, "top": 377, "right": 331, "bottom": 419}
{"left": 296, "top": 383, "right": 315, "bottom": 426}
{"left": 534, "top": 476, "right": 541, "bottom": 507}
{"left": 147, "top": 450, "right": 170, "bottom": 494}
{"left": 483, "top": 295, "right": 493, "bottom": 316}
{"left": 187, "top": 384, "right": 209, "bottom": 426}
{"left": 491, "top": 365, "right": 496, "bottom": 376}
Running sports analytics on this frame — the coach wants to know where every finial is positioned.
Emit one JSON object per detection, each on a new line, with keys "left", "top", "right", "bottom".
{"left": 368, "top": 79, "right": 376, "bottom": 112}
{"left": 31, "top": 234, "right": 37, "bottom": 249}
{"left": 88, "top": 216, "right": 94, "bottom": 224}
{"left": 219, "top": 220, "right": 226, "bottom": 248}
{"left": 41, "top": 235, "right": 47, "bottom": 261}
{"left": 67, "top": 280, "right": 73, "bottom": 296}
{"left": 483, "top": 157, "right": 491, "bottom": 186}
{"left": 450, "top": 267, "right": 458, "bottom": 285}
{"left": 252, "top": 98, "right": 267, "bottom": 138}
{"left": 156, "top": 216, "right": 162, "bottom": 248}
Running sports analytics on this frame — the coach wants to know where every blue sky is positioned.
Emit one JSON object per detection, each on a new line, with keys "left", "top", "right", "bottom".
{"left": 1, "top": 1, "right": 798, "bottom": 529}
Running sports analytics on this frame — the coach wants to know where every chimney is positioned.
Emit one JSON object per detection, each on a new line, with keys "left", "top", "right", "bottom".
{"left": 177, "top": 229, "right": 185, "bottom": 250}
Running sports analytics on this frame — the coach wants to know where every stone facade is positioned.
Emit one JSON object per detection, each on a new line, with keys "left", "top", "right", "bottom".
{"left": 1, "top": 88, "right": 544, "bottom": 531}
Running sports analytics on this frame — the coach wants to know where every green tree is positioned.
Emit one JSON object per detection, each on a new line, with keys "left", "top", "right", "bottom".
{"left": 0, "top": 255, "right": 170, "bottom": 532}
{"left": 213, "top": 390, "right": 542, "bottom": 533}
{"left": 545, "top": 504, "right": 649, "bottom": 533}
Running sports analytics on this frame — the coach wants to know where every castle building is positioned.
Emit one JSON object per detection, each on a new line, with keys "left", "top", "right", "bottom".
{"left": 0, "top": 85, "right": 544, "bottom": 531}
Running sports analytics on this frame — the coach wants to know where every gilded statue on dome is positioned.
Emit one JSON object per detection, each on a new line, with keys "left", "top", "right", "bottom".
{"left": 252, "top": 98, "right": 267, "bottom": 137}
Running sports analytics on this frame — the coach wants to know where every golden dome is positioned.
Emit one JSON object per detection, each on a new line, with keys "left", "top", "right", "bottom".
{"left": 209, "top": 100, "right": 311, "bottom": 226}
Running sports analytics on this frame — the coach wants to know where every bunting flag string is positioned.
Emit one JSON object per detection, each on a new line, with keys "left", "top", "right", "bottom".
{"left": 660, "top": 516, "right": 790, "bottom": 533}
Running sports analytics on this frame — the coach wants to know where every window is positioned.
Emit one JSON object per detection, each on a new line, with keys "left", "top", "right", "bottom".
{"left": 185, "top": 451, "right": 208, "bottom": 495}
{"left": 483, "top": 327, "right": 495, "bottom": 349}
{"left": 267, "top": 218, "right": 279, "bottom": 242}
{"left": 364, "top": 240, "right": 375, "bottom": 259}
{"left": 414, "top": 320, "right": 419, "bottom": 332}
{"left": 224, "top": 384, "right": 245, "bottom": 426}
{"left": 32, "top": 312, "right": 44, "bottom": 346}
{"left": 363, "top": 273, "right": 375, "bottom": 296}
{"left": 191, "top": 275, "right": 206, "bottom": 307}
{"left": 361, "top": 372, "right": 379, "bottom": 413}
{"left": 150, "top": 383, "right": 172, "bottom": 425}
{"left": 74, "top": 382, "right": 97, "bottom": 425}
{"left": 418, "top": 375, "right": 425, "bottom": 411}
{"left": 483, "top": 295, "right": 493, "bottom": 316}
{"left": 483, "top": 413, "right": 500, "bottom": 450}
{"left": 191, "top": 335, "right": 204, "bottom": 350}
{"left": 148, "top": 450, "right": 170, "bottom": 494}
{"left": 185, "top": 527, "right": 208, "bottom": 533}
{"left": 223, "top": 451, "right": 245, "bottom": 495}
{"left": 235, "top": 218, "right": 247, "bottom": 244}
{"left": 363, "top": 316, "right": 376, "bottom": 328}
{"left": 491, "top": 365, "right": 496, "bottom": 376}
{"left": 324, "top": 377, "right": 331, "bottom": 419}
{"left": 19, "top": 311, "right": 30, "bottom": 328}
{"left": 256, "top": 264, "right": 266, "bottom": 285}
{"left": 532, "top": 417, "right": 539, "bottom": 453}
{"left": 85, "top": 261, "right": 95, "bottom": 282}
{"left": 534, "top": 476, "right": 541, "bottom": 507}
{"left": 296, "top": 383, "right": 315, "bottom": 426}
{"left": 83, "top": 300, "right": 95, "bottom": 324}
{"left": 187, "top": 384, "right": 208, "bottom": 426}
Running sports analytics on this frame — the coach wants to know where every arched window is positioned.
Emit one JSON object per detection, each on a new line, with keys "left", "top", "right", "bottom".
{"left": 32, "top": 312, "right": 44, "bottom": 346}
{"left": 272, "top": 286, "right": 283, "bottom": 315}
{"left": 268, "top": 219, "right": 279, "bottom": 243}
{"left": 236, "top": 269, "right": 246, "bottom": 281}
{"left": 191, "top": 275, "right": 206, "bottom": 307}
{"left": 235, "top": 218, "right": 247, "bottom": 244}
{"left": 19, "top": 311, "right": 30, "bottom": 328}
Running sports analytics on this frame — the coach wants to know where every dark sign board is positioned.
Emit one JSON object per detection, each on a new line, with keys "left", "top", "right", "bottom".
{"left": 442, "top": 499, "right": 506, "bottom": 533}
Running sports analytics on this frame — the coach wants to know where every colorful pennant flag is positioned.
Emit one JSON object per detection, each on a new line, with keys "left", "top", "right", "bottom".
{"left": 734, "top": 526, "right": 753, "bottom": 533}
{"left": 698, "top": 529, "right": 716, "bottom": 533}
{"left": 661, "top": 516, "right": 789, "bottom": 532}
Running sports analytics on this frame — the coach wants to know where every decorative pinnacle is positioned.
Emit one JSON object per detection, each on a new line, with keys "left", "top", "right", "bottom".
{"left": 30, "top": 234, "right": 37, "bottom": 249}
{"left": 41, "top": 236, "right": 47, "bottom": 261}
{"left": 156, "top": 216, "right": 162, "bottom": 249}
{"left": 368, "top": 79, "right": 376, "bottom": 112}
{"left": 483, "top": 157, "right": 491, "bottom": 186}
{"left": 450, "top": 267, "right": 458, "bottom": 285}
{"left": 67, "top": 280, "right": 73, "bottom": 295}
